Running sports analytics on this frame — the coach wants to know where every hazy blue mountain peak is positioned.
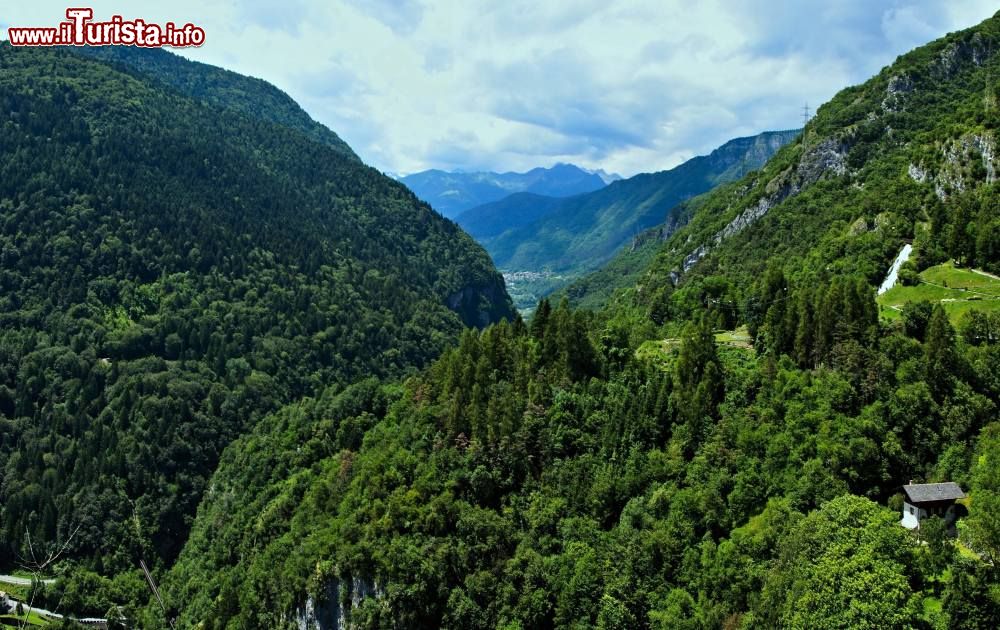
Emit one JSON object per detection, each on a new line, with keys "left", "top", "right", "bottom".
{"left": 399, "top": 162, "right": 613, "bottom": 217}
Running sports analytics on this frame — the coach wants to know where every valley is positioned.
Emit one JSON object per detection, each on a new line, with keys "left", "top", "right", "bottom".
{"left": 2, "top": 4, "right": 1000, "bottom": 629}
{"left": 500, "top": 270, "right": 573, "bottom": 315}
{"left": 452, "top": 131, "right": 799, "bottom": 310}
{"left": 160, "top": 13, "right": 1000, "bottom": 626}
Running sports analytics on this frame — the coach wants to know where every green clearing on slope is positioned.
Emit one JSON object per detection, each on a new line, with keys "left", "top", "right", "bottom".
{"left": 0, "top": 610, "right": 51, "bottom": 627}
{"left": 879, "top": 262, "right": 1000, "bottom": 323}
{"left": 636, "top": 325, "right": 753, "bottom": 370}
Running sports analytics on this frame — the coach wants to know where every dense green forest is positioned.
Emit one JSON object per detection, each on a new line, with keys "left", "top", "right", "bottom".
{"left": 129, "top": 12, "right": 1000, "bottom": 630}
{"left": 0, "top": 43, "right": 512, "bottom": 586}
{"left": 73, "top": 46, "right": 360, "bottom": 161}
{"left": 151, "top": 290, "right": 1000, "bottom": 628}
{"left": 6, "top": 10, "right": 1000, "bottom": 630}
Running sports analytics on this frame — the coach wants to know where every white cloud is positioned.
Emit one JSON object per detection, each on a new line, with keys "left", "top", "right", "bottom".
{"left": 4, "top": 1, "right": 998, "bottom": 176}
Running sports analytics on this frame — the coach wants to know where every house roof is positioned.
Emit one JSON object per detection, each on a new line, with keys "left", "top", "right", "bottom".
{"left": 903, "top": 482, "right": 966, "bottom": 503}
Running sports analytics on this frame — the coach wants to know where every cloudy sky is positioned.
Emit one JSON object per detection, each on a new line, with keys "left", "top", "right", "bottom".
{"left": 3, "top": 1, "right": 998, "bottom": 176}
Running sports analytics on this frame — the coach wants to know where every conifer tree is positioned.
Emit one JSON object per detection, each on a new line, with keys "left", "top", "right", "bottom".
{"left": 671, "top": 315, "right": 724, "bottom": 451}
{"left": 924, "top": 305, "right": 957, "bottom": 399}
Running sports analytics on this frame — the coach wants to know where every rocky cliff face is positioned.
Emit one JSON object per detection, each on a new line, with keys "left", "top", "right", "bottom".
{"left": 908, "top": 132, "right": 997, "bottom": 198}
{"left": 295, "top": 576, "right": 383, "bottom": 630}
{"left": 677, "top": 133, "right": 851, "bottom": 273}
{"left": 447, "top": 276, "right": 513, "bottom": 328}
{"left": 932, "top": 31, "right": 994, "bottom": 79}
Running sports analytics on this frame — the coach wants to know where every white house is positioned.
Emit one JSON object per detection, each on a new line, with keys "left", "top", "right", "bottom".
{"left": 900, "top": 481, "right": 966, "bottom": 529}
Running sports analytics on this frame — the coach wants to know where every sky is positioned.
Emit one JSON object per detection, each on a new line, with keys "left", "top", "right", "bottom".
{"left": 2, "top": 1, "right": 998, "bottom": 177}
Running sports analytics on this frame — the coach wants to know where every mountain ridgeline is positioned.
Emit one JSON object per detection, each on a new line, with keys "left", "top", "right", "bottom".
{"left": 72, "top": 45, "right": 360, "bottom": 161}
{"left": 0, "top": 42, "right": 512, "bottom": 580}
{"left": 147, "top": 13, "right": 1000, "bottom": 630}
{"left": 399, "top": 163, "right": 616, "bottom": 219}
{"left": 457, "top": 130, "right": 798, "bottom": 310}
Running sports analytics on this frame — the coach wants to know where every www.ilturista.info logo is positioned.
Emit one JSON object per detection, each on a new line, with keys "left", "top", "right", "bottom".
{"left": 7, "top": 8, "right": 205, "bottom": 47}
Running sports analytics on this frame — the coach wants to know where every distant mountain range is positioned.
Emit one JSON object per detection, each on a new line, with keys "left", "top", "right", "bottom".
{"left": 454, "top": 130, "right": 800, "bottom": 309}
{"left": 581, "top": 167, "right": 622, "bottom": 184}
{"left": 398, "top": 163, "right": 621, "bottom": 218}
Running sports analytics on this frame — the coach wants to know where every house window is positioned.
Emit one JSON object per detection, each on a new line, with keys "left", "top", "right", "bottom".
{"left": 910, "top": 507, "right": 914, "bottom": 515}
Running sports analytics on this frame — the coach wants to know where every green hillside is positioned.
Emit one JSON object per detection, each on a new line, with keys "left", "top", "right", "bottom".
{"left": 0, "top": 42, "right": 512, "bottom": 589}
{"left": 151, "top": 13, "right": 1000, "bottom": 630}
{"left": 455, "top": 192, "right": 565, "bottom": 241}
{"left": 566, "top": 21, "right": 1000, "bottom": 323}
{"left": 73, "top": 46, "right": 359, "bottom": 161}
{"left": 561, "top": 225, "right": 664, "bottom": 311}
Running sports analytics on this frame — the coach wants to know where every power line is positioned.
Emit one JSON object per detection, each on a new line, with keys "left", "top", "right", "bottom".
{"left": 141, "top": 558, "right": 177, "bottom": 630}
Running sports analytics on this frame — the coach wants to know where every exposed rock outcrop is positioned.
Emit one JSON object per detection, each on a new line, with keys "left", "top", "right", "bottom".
{"left": 674, "top": 131, "right": 851, "bottom": 276}
{"left": 295, "top": 576, "right": 384, "bottom": 630}
{"left": 908, "top": 163, "right": 929, "bottom": 183}
{"left": 908, "top": 132, "right": 996, "bottom": 199}
{"left": 446, "top": 277, "right": 514, "bottom": 328}
{"left": 882, "top": 73, "right": 915, "bottom": 112}
{"left": 682, "top": 245, "right": 709, "bottom": 272}
{"left": 797, "top": 137, "right": 849, "bottom": 182}
{"left": 933, "top": 32, "right": 993, "bottom": 80}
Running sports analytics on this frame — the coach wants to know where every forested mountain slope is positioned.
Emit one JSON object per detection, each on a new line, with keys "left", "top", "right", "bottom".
{"left": 629, "top": 27, "right": 1000, "bottom": 317}
{"left": 73, "top": 46, "right": 359, "bottom": 160}
{"left": 454, "top": 191, "right": 565, "bottom": 241}
{"left": 570, "top": 21, "right": 1000, "bottom": 314}
{"left": 0, "top": 43, "right": 512, "bottom": 580}
{"left": 152, "top": 13, "right": 1000, "bottom": 630}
